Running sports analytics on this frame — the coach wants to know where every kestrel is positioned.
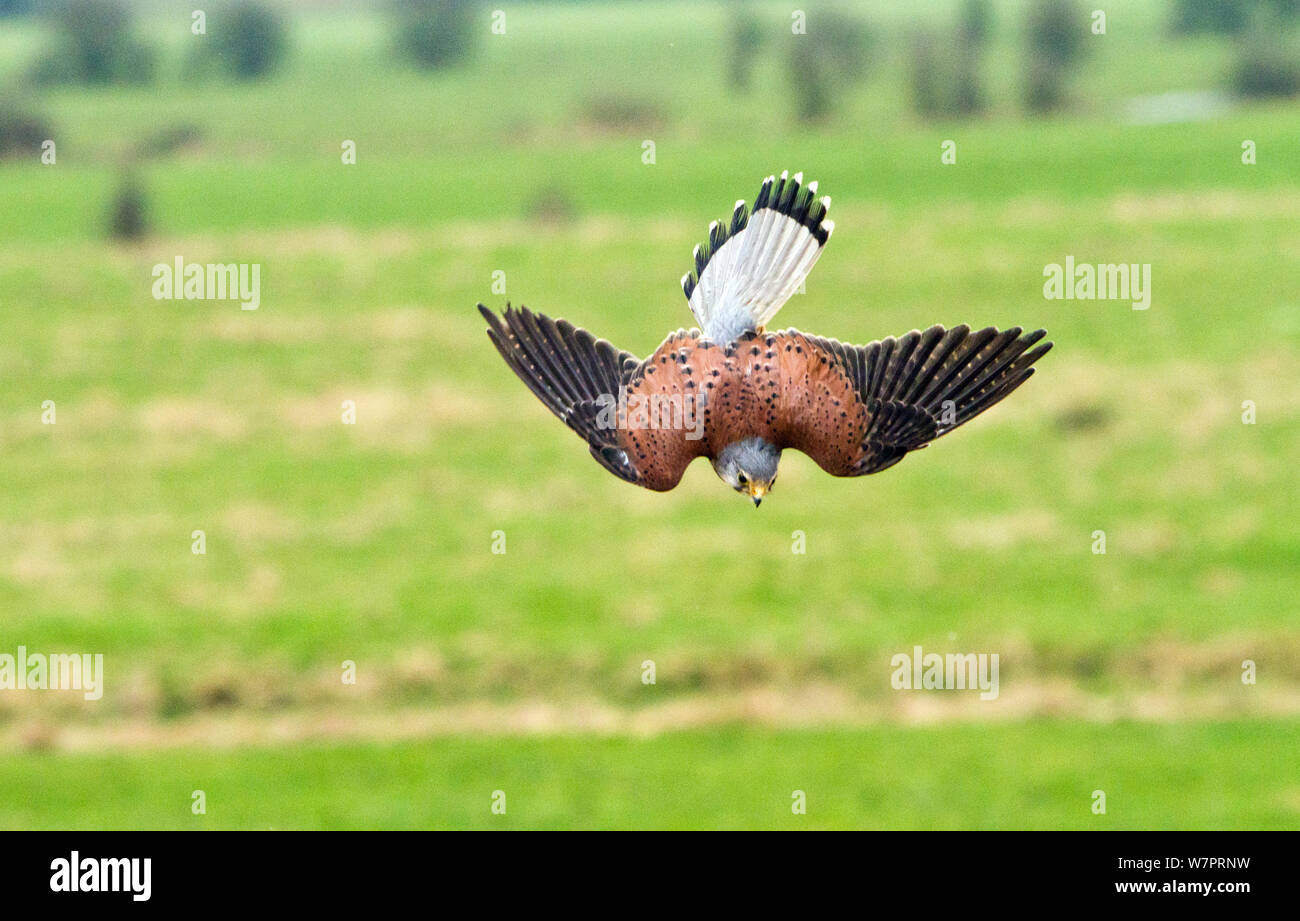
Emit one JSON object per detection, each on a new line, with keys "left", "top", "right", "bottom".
{"left": 480, "top": 171, "right": 1052, "bottom": 506}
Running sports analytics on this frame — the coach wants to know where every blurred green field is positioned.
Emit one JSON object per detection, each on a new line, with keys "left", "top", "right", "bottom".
{"left": 0, "top": 0, "right": 1297, "bottom": 829}
{"left": 6, "top": 722, "right": 1299, "bottom": 830}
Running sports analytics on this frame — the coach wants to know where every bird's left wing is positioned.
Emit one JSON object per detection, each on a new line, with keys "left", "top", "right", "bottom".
{"left": 479, "top": 305, "right": 709, "bottom": 490}
{"left": 773, "top": 324, "right": 1052, "bottom": 476}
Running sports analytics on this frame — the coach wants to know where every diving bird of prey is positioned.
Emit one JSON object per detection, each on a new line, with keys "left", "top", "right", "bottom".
{"left": 479, "top": 171, "right": 1052, "bottom": 506}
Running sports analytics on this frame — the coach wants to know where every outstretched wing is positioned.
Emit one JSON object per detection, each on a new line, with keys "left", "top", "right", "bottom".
{"left": 781, "top": 324, "right": 1053, "bottom": 476}
{"left": 480, "top": 304, "right": 640, "bottom": 482}
{"left": 479, "top": 305, "right": 710, "bottom": 490}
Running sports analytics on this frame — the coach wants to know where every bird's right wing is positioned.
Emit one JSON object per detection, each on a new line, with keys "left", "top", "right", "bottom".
{"left": 479, "top": 304, "right": 644, "bottom": 483}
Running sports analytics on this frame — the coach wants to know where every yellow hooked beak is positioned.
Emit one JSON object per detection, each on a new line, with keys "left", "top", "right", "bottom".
{"left": 748, "top": 483, "right": 767, "bottom": 507}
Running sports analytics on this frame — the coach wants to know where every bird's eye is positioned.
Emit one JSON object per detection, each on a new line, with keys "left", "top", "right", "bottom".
{"left": 737, "top": 473, "right": 748, "bottom": 485}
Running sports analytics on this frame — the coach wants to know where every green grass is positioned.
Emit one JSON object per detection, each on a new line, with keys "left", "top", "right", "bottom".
{"left": 3, "top": 721, "right": 1296, "bottom": 829}
{"left": 0, "top": 0, "right": 1297, "bottom": 829}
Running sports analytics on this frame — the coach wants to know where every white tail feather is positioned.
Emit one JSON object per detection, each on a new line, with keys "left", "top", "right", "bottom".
{"left": 681, "top": 171, "right": 833, "bottom": 343}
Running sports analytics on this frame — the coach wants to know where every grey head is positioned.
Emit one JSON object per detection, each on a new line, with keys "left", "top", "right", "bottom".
{"left": 712, "top": 437, "right": 782, "bottom": 506}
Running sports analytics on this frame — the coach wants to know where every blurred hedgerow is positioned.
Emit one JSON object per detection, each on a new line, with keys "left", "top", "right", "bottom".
{"left": 524, "top": 185, "right": 577, "bottom": 226}
{"left": 580, "top": 95, "right": 665, "bottom": 134}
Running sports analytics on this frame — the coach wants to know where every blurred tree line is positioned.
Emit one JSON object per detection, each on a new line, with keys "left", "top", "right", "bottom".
{"left": 0, "top": 0, "right": 488, "bottom": 236}
{"left": 6, "top": 0, "right": 491, "bottom": 88}
{"left": 1171, "top": 0, "right": 1299, "bottom": 34}
{"left": 4, "top": 0, "right": 1298, "bottom": 170}
{"left": 1171, "top": 0, "right": 1300, "bottom": 98}
{"left": 14, "top": 0, "right": 289, "bottom": 84}
{"left": 724, "top": 0, "right": 1300, "bottom": 120}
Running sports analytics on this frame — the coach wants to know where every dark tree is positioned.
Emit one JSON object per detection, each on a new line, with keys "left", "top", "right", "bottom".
{"left": 0, "top": 101, "right": 50, "bottom": 158}
{"left": 1022, "top": 0, "right": 1085, "bottom": 113}
{"left": 398, "top": 0, "right": 477, "bottom": 70}
{"left": 788, "top": 39, "right": 833, "bottom": 123}
{"left": 30, "top": 0, "right": 155, "bottom": 85}
{"left": 210, "top": 2, "right": 289, "bottom": 80}
{"left": 108, "top": 174, "right": 149, "bottom": 241}
{"left": 0, "top": 0, "right": 34, "bottom": 18}
{"left": 959, "top": 0, "right": 994, "bottom": 47}
{"left": 1232, "top": 32, "right": 1300, "bottom": 97}
{"left": 908, "top": 30, "right": 945, "bottom": 118}
{"left": 785, "top": 7, "right": 872, "bottom": 122}
{"left": 728, "top": 5, "right": 763, "bottom": 92}
{"left": 1169, "top": 0, "right": 1299, "bottom": 35}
